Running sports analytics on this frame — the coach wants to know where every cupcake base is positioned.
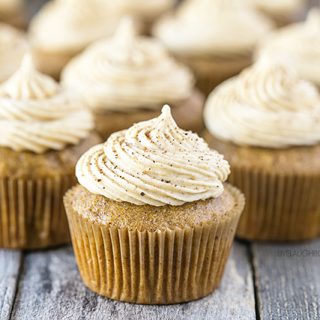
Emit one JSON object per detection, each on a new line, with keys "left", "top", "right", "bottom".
{"left": 173, "top": 54, "right": 252, "bottom": 96}
{"left": 0, "top": 133, "right": 101, "bottom": 249}
{"left": 94, "top": 89, "right": 204, "bottom": 140}
{"left": 204, "top": 132, "right": 320, "bottom": 241}
{"left": 64, "top": 184, "right": 244, "bottom": 304}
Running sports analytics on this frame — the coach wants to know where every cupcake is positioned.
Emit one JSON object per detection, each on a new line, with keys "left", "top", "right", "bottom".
{"left": 111, "top": 0, "right": 175, "bottom": 34}
{"left": 153, "top": 0, "right": 273, "bottom": 96}
{"left": 64, "top": 105, "right": 244, "bottom": 304}
{"left": 29, "top": 0, "right": 123, "bottom": 79}
{"left": 249, "top": 0, "right": 307, "bottom": 27}
{"left": 257, "top": 9, "right": 320, "bottom": 89}
{"left": 204, "top": 59, "right": 320, "bottom": 241}
{"left": 0, "top": 0, "right": 25, "bottom": 29}
{"left": 0, "top": 23, "right": 28, "bottom": 83}
{"left": 0, "top": 55, "right": 100, "bottom": 249}
{"left": 62, "top": 19, "right": 204, "bottom": 139}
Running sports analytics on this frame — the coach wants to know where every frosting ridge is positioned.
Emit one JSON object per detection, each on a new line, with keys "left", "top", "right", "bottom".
{"left": 76, "top": 105, "right": 230, "bottom": 206}
{"left": 0, "top": 55, "right": 93, "bottom": 153}
{"left": 62, "top": 19, "right": 194, "bottom": 111}
{"left": 204, "top": 59, "right": 320, "bottom": 148}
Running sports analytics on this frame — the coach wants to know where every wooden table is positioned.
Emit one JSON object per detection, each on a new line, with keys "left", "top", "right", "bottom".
{"left": 1, "top": 240, "right": 320, "bottom": 320}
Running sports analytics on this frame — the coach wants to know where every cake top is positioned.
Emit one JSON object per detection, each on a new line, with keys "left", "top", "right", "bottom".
{"left": 0, "top": 23, "right": 28, "bottom": 82}
{"left": 257, "top": 9, "right": 320, "bottom": 86}
{"left": 62, "top": 19, "right": 194, "bottom": 112}
{"left": 29, "top": 0, "right": 122, "bottom": 52}
{"left": 76, "top": 105, "right": 230, "bottom": 206}
{"left": 153, "top": 0, "right": 273, "bottom": 56}
{"left": 0, "top": 54, "right": 93, "bottom": 153}
{"left": 204, "top": 58, "right": 320, "bottom": 149}
{"left": 0, "top": 0, "right": 23, "bottom": 16}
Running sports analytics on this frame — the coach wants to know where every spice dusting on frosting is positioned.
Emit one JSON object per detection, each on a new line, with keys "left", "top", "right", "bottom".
{"left": 76, "top": 105, "right": 230, "bottom": 206}
{"left": 204, "top": 58, "right": 320, "bottom": 148}
{"left": 0, "top": 54, "right": 93, "bottom": 153}
{"left": 62, "top": 18, "right": 194, "bottom": 111}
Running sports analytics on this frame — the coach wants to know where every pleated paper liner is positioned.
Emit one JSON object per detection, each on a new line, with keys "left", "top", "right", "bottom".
{"left": 64, "top": 185, "right": 244, "bottom": 304}
{"left": 0, "top": 175, "right": 74, "bottom": 249}
{"left": 229, "top": 166, "right": 320, "bottom": 241}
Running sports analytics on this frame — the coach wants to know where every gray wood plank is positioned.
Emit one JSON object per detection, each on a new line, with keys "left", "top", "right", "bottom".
{"left": 252, "top": 240, "right": 320, "bottom": 320}
{"left": 11, "top": 242, "right": 255, "bottom": 320}
{"left": 0, "top": 250, "right": 22, "bottom": 320}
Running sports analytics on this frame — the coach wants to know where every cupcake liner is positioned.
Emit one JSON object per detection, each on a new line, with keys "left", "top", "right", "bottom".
{"left": 230, "top": 166, "right": 320, "bottom": 241}
{"left": 0, "top": 175, "right": 74, "bottom": 249}
{"left": 64, "top": 185, "right": 243, "bottom": 304}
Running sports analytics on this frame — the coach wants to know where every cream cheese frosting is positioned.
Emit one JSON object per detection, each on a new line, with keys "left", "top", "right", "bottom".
{"left": 0, "top": 55, "right": 94, "bottom": 153}
{"left": 62, "top": 19, "right": 194, "bottom": 112}
{"left": 29, "top": 0, "right": 122, "bottom": 53}
{"left": 0, "top": 23, "right": 28, "bottom": 82}
{"left": 153, "top": 0, "right": 273, "bottom": 57}
{"left": 257, "top": 9, "right": 320, "bottom": 87}
{"left": 204, "top": 59, "right": 320, "bottom": 149}
{"left": 76, "top": 105, "right": 230, "bottom": 206}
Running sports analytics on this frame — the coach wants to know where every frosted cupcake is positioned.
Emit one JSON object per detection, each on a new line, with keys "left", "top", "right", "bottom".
{"left": 29, "top": 0, "right": 123, "bottom": 79}
{"left": 0, "top": 55, "right": 100, "bottom": 249}
{"left": 257, "top": 9, "right": 320, "bottom": 89}
{"left": 204, "top": 59, "right": 320, "bottom": 241}
{"left": 0, "top": 0, "right": 25, "bottom": 28}
{"left": 153, "top": 0, "right": 273, "bottom": 95}
{"left": 249, "top": 0, "right": 307, "bottom": 27}
{"left": 62, "top": 19, "right": 204, "bottom": 139}
{"left": 64, "top": 105, "right": 244, "bottom": 304}
{"left": 0, "top": 23, "right": 28, "bottom": 82}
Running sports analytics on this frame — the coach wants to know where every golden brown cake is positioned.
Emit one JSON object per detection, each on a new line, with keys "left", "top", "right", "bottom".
{"left": 204, "top": 59, "right": 320, "bottom": 241}
{"left": 29, "top": 0, "right": 123, "bottom": 79}
{"left": 257, "top": 9, "right": 320, "bottom": 89}
{"left": 153, "top": 0, "right": 273, "bottom": 96}
{"left": 64, "top": 106, "right": 244, "bottom": 304}
{"left": 0, "top": 55, "right": 100, "bottom": 249}
{"left": 62, "top": 19, "right": 204, "bottom": 139}
{"left": 0, "top": 0, "right": 25, "bottom": 29}
{"left": 249, "top": 0, "right": 307, "bottom": 27}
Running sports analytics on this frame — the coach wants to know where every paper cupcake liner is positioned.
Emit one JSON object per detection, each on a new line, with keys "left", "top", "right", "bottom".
{"left": 0, "top": 175, "right": 74, "bottom": 249}
{"left": 230, "top": 166, "right": 320, "bottom": 241}
{"left": 65, "top": 185, "right": 243, "bottom": 304}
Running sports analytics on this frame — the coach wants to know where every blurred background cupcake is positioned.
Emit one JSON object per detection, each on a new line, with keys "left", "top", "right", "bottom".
{"left": 29, "top": 0, "right": 123, "bottom": 79}
{"left": 257, "top": 9, "right": 320, "bottom": 89}
{"left": 153, "top": 0, "right": 274, "bottom": 96}
{"left": 0, "top": 0, "right": 26, "bottom": 28}
{"left": 0, "top": 23, "right": 28, "bottom": 82}
{"left": 203, "top": 59, "right": 320, "bottom": 241}
{"left": 62, "top": 19, "right": 204, "bottom": 139}
{"left": 248, "top": 0, "right": 307, "bottom": 27}
{"left": 0, "top": 55, "right": 100, "bottom": 249}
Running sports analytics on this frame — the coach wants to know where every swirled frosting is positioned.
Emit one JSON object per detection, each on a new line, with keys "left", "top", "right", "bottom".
{"left": 153, "top": 0, "right": 273, "bottom": 57}
{"left": 76, "top": 105, "right": 230, "bottom": 206}
{"left": 257, "top": 9, "right": 320, "bottom": 87}
{"left": 29, "top": 0, "right": 122, "bottom": 52}
{"left": 0, "top": 55, "right": 94, "bottom": 153}
{"left": 250, "top": 0, "right": 305, "bottom": 19}
{"left": 0, "top": 23, "right": 28, "bottom": 82}
{"left": 62, "top": 19, "right": 194, "bottom": 112}
{"left": 204, "top": 59, "right": 320, "bottom": 148}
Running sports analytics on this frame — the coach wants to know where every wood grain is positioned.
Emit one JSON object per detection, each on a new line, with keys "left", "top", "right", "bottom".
{"left": 252, "top": 240, "right": 320, "bottom": 320}
{"left": 0, "top": 251, "right": 22, "bottom": 320}
{"left": 11, "top": 242, "right": 255, "bottom": 320}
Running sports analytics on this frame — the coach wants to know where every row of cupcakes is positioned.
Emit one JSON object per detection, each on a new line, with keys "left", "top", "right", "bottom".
{"left": 1, "top": 47, "right": 320, "bottom": 304}
{"left": 0, "top": 0, "right": 315, "bottom": 89}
